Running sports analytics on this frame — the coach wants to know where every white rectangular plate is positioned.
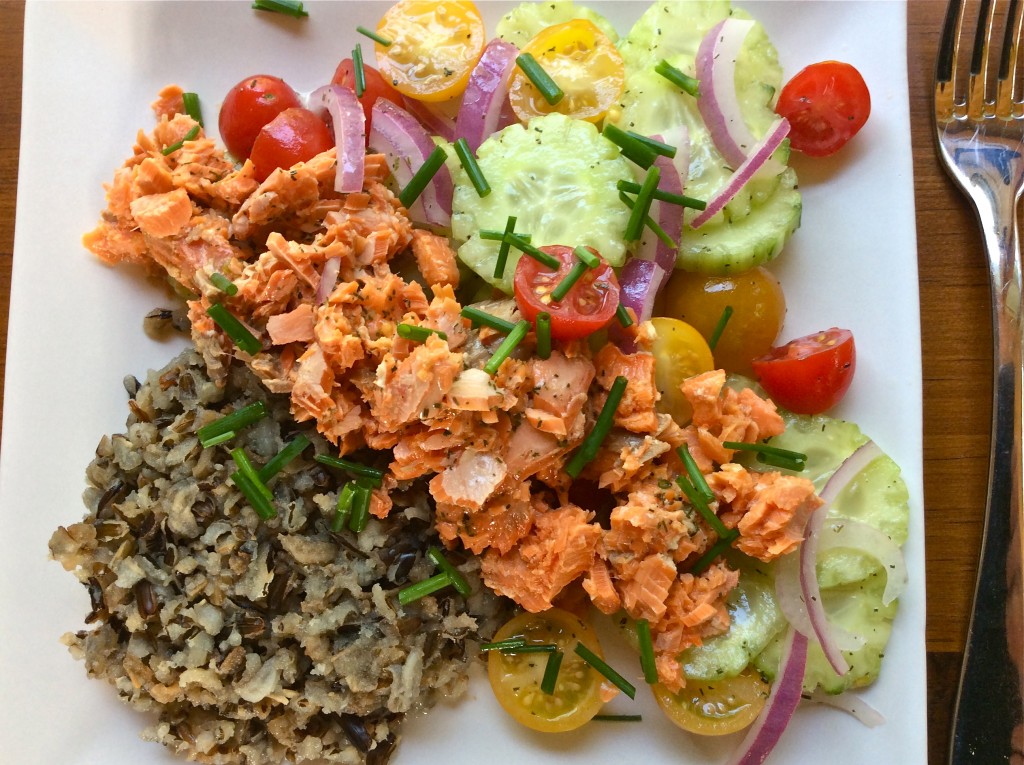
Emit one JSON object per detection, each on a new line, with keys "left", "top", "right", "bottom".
{"left": 0, "top": 1, "right": 924, "bottom": 763}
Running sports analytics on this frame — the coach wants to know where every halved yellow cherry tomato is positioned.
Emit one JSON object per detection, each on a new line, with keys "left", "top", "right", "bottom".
{"left": 652, "top": 668, "right": 770, "bottom": 736}
{"left": 508, "top": 19, "right": 625, "bottom": 123}
{"left": 650, "top": 317, "right": 715, "bottom": 426}
{"left": 487, "top": 608, "right": 607, "bottom": 732}
{"left": 375, "top": 0, "right": 486, "bottom": 103}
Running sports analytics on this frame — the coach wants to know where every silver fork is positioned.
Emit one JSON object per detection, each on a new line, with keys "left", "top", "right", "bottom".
{"left": 935, "top": 0, "right": 1024, "bottom": 762}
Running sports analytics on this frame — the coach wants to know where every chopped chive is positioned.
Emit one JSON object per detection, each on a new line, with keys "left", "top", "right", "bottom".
{"left": 397, "top": 323, "right": 447, "bottom": 342}
{"left": 574, "top": 642, "right": 636, "bottom": 699}
{"left": 209, "top": 272, "right": 238, "bottom": 296}
{"left": 201, "top": 430, "right": 236, "bottom": 447}
{"left": 708, "top": 306, "right": 734, "bottom": 351}
{"left": 573, "top": 245, "right": 600, "bottom": 269}
{"left": 618, "top": 190, "right": 677, "bottom": 249}
{"left": 427, "top": 546, "right": 471, "bottom": 596}
{"left": 460, "top": 306, "right": 517, "bottom": 334}
{"left": 624, "top": 165, "right": 661, "bottom": 242}
{"left": 594, "top": 714, "right": 643, "bottom": 722}
{"left": 677, "top": 444, "right": 715, "bottom": 503}
{"left": 230, "top": 448, "right": 276, "bottom": 520}
{"left": 722, "top": 441, "right": 808, "bottom": 471}
{"left": 655, "top": 59, "right": 700, "bottom": 97}
{"left": 550, "top": 260, "right": 589, "bottom": 302}
{"left": 493, "top": 215, "right": 518, "bottom": 279}
{"left": 315, "top": 453, "right": 385, "bottom": 483}
{"left": 197, "top": 401, "right": 268, "bottom": 447}
{"left": 636, "top": 618, "right": 659, "bottom": 684}
{"left": 616, "top": 179, "right": 707, "bottom": 210}
{"left": 627, "top": 130, "right": 677, "bottom": 158}
{"left": 677, "top": 475, "right": 732, "bottom": 539}
{"left": 161, "top": 124, "right": 201, "bottom": 156}
{"left": 398, "top": 572, "right": 453, "bottom": 606}
{"left": 480, "top": 229, "right": 531, "bottom": 243}
{"left": 251, "top": 0, "right": 308, "bottom": 17}
{"left": 331, "top": 482, "right": 356, "bottom": 532}
{"left": 453, "top": 137, "right": 491, "bottom": 197}
{"left": 536, "top": 312, "right": 552, "bottom": 360}
{"left": 516, "top": 52, "right": 564, "bottom": 105}
{"left": 541, "top": 650, "right": 564, "bottom": 695}
{"left": 615, "top": 304, "right": 634, "bottom": 328}
{"left": 480, "top": 638, "right": 528, "bottom": 652}
{"left": 348, "top": 483, "right": 372, "bottom": 532}
{"left": 483, "top": 319, "right": 531, "bottom": 375}
{"left": 357, "top": 25, "right": 391, "bottom": 46}
{"left": 565, "top": 375, "right": 628, "bottom": 478}
{"left": 398, "top": 144, "right": 448, "bottom": 209}
{"left": 602, "top": 123, "right": 658, "bottom": 168}
{"left": 505, "top": 233, "right": 560, "bottom": 270}
{"left": 352, "top": 43, "right": 366, "bottom": 97}
{"left": 501, "top": 643, "right": 558, "bottom": 654}
{"left": 181, "top": 92, "right": 203, "bottom": 127}
{"left": 689, "top": 530, "right": 740, "bottom": 575}
{"left": 257, "top": 434, "right": 311, "bottom": 482}
{"left": 206, "top": 302, "right": 262, "bottom": 355}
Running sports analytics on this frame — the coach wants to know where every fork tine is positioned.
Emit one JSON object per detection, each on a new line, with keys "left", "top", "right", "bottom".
{"left": 996, "top": 0, "right": 1024, "bottom": 114}
{"left": 968, "top": 0, "right": 998, "bottom": 115}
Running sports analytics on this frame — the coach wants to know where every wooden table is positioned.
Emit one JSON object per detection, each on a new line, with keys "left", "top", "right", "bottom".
{"left": 0, "top": 2, "right": 993, "bottom": 764}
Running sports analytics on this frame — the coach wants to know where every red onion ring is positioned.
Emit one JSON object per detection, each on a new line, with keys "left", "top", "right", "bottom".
{"left": 308, "top": 84, "right": 366, "bottom": 194}
{"left": 455, "top": 38, "right": 519, "bottom": 151}
{"left": 775, "top": 552, "right": 866, "bottom": 654}
{"left": 804, "top": 688, "right": 886, "bottom": 728}
{"left": 696, "top": 18, "right": 758, "bottom": 168}
{"left": 316, "top": 256, "right": 341, "bottom": 304}
{"left": 817, "top": 519, "right": 908, "bottom": 606}
{"left": 401, "top": 96, "right": 457, "bottom": 142}
{"left": 612, "top": 258, "right": 667, "bottom": 352}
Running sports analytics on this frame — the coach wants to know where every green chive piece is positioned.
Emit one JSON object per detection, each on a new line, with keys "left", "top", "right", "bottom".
{"left": 722, "top": 441, "right": 808, "bottom": 471}
{"left": 536, "top": 312, "right": 552, "bottom": 360}
{"left": 636, "top": 618, "right": 659, "bottom": 684}
{"left": 493, "top": 215, "right": 518, "bottom": 279}
{"left": 677, "top": 475, "right": 732, "bottom": 539}
{"left": 501, "top": 643, "right": 559, "bottom": 654}
{"left": 257, "top": 434, "right": 311, "bottom": 482}
{"left": 230, "top": 448, "right": 277, "bottom": 520}
{"left": 480, "top": 638, "right": 528, "bottom": 652}
{"left": 182, "top": 92, "right": 203, "bottom": 127}
{"left": 357, "top": 25, "right": 391, "bottom": 46}
{"left": 574, "top": 642, "right": 636, "bottom": 699}
{"left": 677, "top": 444, "right": 715, "bottom": 503}
{"left": 573, "top": 245, "right": 600, "bottom": 269}
{"left": 480, "top": 229, "right": 530, "bottom": 243}
{"left": 624, "top": 165, "right": 661, "bottom": 242}
{"left": 617, "top": 179, "right": 707, "bottom": 210}
{"left": 331, "top": 482, "right": 356, "bottom": 532}
{"left": 197, "top": 401, "right": 268, "bottom": 447}
{"left": 398, "top": 572, "right": 453, "bottom": 606}
{"left": 427, "top": 546, "right": 471, "bottom": 596}
{"left": 655, "top": 59, "right": 700, "bottom": 97}
{"left": 201, "top": 430, "right": 236, "bottom": 447}
{"left": 397, "top": 323, "right": 447, "bottom": 342}
{"left": 460, "top": 306, "right": 518, "bottom": 334}
{"left": 453, "top": 137, "right": 491, "bottom": 197}
{"left": 352, "top": 43, "right": 366, "bottom": 98}
{"left": 398, "top": 144, "right": 448, "bottom": 209}
{"left": 708, "top": 306, "right": 734, "bottom": 351}
{"left": 541, "top": 650, "right": 564, "bottom": 695}
{"left": 627, "top": 130, "right": 677, "bottom": 158}
{"left": 602, "top": 123, "right": 658, "bottom": 168}
{"left": 484, "top": 319, "right": 531, "bottom": 375}
{"left": 689, "top": 530, "right": 740, "bottom": 575}
{"left": 615, "top": 304, "right": 634, "bottom": 328}
{"left": 209, "top": 272, "right": 238, "bottom": 296}
{"left": 314, "top": 453, "right": 385, "bottom": 483}
{"left": 618, "top": 190, "right": 678, "bottom": 249}
{"left": 251, "top": 0, "right": 308, "bottom": 17}
{"left": 550, "top": 260, "right": 588, "bottom": 303}
{"left": 594, "top": 714, "right": 643, "bottom": 722}
{"left": 565, "top": 375, "right": 628, "bottom": 478}
{"left": 348, "top": 484, "right": 372, "bottom": 533}
{"left": 206, "top": 303, "right": 262, "bottom": 355}
{"left": 161, "top": 124, "right": 201, "bottom": 156}
{"left": 505, "top": 233, "right": 560, "bottom": 270}
{"left": 516, "top": 52, "right": 564, "bottom": 105}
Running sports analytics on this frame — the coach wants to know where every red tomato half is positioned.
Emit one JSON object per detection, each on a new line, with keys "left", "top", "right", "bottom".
{"left": 513, "top": 245, "right": 620, "bottom": 340}
{"left": 218, "top": 74, "right": 302, "bottom": 160}
{"left": 775, "top": 61, "right": 870, "bottom": 157}
{"left": 331, "top": 57, "right": 404, "bottom": 135}
{"left": 751, "top": 328, "right": 856, "bottom": 414}
{"left": 250, "top": 107, "right": 334, "bottom": 182}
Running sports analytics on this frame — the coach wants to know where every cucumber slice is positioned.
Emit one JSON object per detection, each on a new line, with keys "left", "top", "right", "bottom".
{"left": 496, "top": 1, "right": 619, "bottom": 48}
{"left": 451, "top": 113, "right": 633, "bottom": 293}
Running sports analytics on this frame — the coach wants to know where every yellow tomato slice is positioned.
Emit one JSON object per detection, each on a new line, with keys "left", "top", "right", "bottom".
{"left": 650, "top": 316, "right": 715, "bottom": 426}
{"left": 652, "top": 668, "right": 770, "bottom": 736}
{"left": 487, "top": 608, "right": 607, "bottom": 733}
{"left": 375, "top": 0, "right": 486, "bottom": 103}
{"left": 508, "top": 19, "right": 625, "bottom": 123}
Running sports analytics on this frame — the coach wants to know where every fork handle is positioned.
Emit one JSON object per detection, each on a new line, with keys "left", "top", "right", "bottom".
{"left": 950, "top": 171, "right": 1024, "bottom": 764}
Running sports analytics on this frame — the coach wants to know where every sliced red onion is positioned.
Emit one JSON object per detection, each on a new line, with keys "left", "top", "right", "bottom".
{"left": 817, "top": 519, "right": 909, "bottom": 606}
{"left": 690, "top": 117, "right": 789, "bottom": 229}
{"left": 775, "top": 552, "right": 866, "bottom": 653}
{"left": 401, "top": 96, "right": 456, "bottom": 142}
{"left": 697, "top": 19, "right": 757, "bottom": 168}
{"left": 368, "top": 99, "right": 453, "bottom": 227}
{"left": 455, "top": 38, "right": 519, "bottom": 152}
{"left": 316, "top": 256, "right": 341, "bottom": 304}
{"left": 804, "top": 688, "right": 886, "bottom": 728}
{"left": 725, "top": 628, "right": 808, "bottom": 765}
{"left": 633, "top": 128, "right": 689, "bottom": 275}
{"left": 310, "top": 84, "right": 366, "bottom": 194}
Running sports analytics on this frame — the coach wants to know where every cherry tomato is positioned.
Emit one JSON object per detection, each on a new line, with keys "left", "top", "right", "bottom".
{"left": 775, "top": 61, "right": 871, "bottom": 157}
{"left": 751, "top": 327, "right": 856, "bottom": 414}
{"left": 374, "top": 0, "right": 486, "bottom": 103}
{"left": 249, "top": 107, "right": 334, "bottom": 182}
{"left": 508, "top": 19, "right": 625, "bottom": 124}
{"left": 487, "top": 608, "right": 607, "bottom": 733}
{"left": 513, "top": 245, "right": 620, "bottom": 340}
{"left": 331, "top": 57, "right": 404, "bottom": 135}
{"left": 653, "top": 668, "right": 770, "bottom": 736}
{"left": 650, "top": 317, "right": 715, "bottom": 426}
{"left": 218, "top": 74, "right": 302, "bottom": 160}
{"left": 658, "top": 266, "right": 787, "bottom": 376}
